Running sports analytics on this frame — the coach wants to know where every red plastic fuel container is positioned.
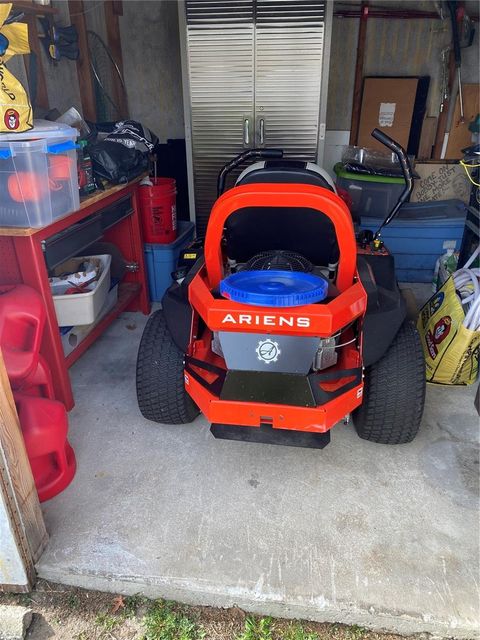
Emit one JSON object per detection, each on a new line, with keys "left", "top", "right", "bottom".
{"left": 14, "top": 353, "right": 55, "bottom": 400}
{"left": 0, "top": 284, "right": 46, "bottom": 385}
{"left": 14, "top": 393, "right": 76, "bottom": 502}
{"left": 139, "top": 178, "right": 177, "bottom": 243}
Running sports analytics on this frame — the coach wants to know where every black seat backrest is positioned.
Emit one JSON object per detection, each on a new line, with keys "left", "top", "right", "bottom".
{"left": 225, "top": 161, "right": 339, "bottom": 266}
{"left": 237, "top": 160, "right": 335, "bottom": 191}
{"left": 225, "top": 207, "right": 339, "bottom": 266}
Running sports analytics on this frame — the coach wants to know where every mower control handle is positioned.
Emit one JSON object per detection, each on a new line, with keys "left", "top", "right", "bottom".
{"left": 371, "top": 128, "right": 414, "bottom": 238}
{"left": 217, "top": 148, "right": 283, "bottom": 196}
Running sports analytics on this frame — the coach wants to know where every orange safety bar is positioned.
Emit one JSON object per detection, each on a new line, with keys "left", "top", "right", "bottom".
{"left": 204, "top": 183, "right": 357, "bottom": 292}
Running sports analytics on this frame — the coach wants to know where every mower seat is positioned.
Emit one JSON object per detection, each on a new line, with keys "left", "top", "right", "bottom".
{"left": 225, "top": 160, "right": 339, "bottom": 266}
{"left": 236, "top": 160, "right": 336, "bottom": 191}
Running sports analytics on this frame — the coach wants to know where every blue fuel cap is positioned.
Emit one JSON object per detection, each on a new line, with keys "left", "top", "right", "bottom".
{"left": 220, "top": 270, "right": 328, "bottom": 307}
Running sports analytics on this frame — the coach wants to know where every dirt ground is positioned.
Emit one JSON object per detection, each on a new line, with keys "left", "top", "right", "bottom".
{"left": 0, "top": 580, "right": 423, "bottom": 640}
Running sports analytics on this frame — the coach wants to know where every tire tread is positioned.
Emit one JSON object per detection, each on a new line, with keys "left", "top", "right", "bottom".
{"left": 136, "top": 311, "right": 198, "bottom": 424}
{"left": 354, "top": 321, "right": 426, "bottom": 444}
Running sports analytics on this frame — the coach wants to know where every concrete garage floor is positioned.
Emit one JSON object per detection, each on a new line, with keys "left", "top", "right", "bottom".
{"left": 37, "top": 310, "right": 479, "bottom": 639}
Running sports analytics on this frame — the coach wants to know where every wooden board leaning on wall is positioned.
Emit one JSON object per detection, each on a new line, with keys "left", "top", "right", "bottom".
{"left": 445, "top": 84, "right": 479, "bottom": 159}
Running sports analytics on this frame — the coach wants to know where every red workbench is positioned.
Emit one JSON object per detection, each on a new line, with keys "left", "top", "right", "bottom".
{"left": 0, "top": 177, "right": 151, "bottom": 410}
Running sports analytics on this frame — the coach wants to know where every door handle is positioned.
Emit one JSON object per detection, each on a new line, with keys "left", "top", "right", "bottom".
{"left": 243, "top": 118, "right": 250, "bottom": 146}
{"left": 259, "top": 118, "right": 265, "bottom": 145}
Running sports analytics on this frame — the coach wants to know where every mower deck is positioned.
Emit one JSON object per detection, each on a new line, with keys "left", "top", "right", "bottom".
{"left": 210, "top": 422, "right": 331, "bottom": 448}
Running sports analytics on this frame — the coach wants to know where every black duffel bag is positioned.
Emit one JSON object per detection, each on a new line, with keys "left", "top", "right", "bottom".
{"left": 87, "top": 120, "right": 158, "bottom": 184}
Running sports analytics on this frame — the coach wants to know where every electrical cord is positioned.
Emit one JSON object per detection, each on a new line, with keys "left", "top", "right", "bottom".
{"left": 459, "top": 159, "right": 480, "bottom": 187}
{"left": 453, "top": 247, "right": 480, "bottom": 331}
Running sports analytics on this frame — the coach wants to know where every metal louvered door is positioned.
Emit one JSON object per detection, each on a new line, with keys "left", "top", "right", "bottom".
{"left": 183, "top": 1, "right": 255, "bottom": 234}
{"left": 181, "top": 0, "right": 331, "bottom": 231}
{"left": 254, "top": 1, "right": 327, "bottom": 158}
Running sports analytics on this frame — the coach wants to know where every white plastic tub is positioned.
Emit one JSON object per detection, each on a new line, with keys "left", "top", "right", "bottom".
{"left": 0, "top": 120, "right": 79, "bottom": 228}
{"left": 52, "top": 255, "right": 112, "bottom": 327}
{"left": 60, "top": 282, "right": 119, "bottom": 356}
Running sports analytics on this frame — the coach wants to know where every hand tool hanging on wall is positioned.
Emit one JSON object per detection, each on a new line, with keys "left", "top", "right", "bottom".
{"left": 447, "top": 0, "right": 464, "bottom": 121}
{"left": 39, "top": 17, "right": 79, "bottom": 62}
{"left": 446, "top": 1, "right": 475, "bottom": 123}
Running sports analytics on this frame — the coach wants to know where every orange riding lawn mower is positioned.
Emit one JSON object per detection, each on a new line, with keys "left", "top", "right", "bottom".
{"left": 136, "top": 130, "right": 426, "bottom": 449}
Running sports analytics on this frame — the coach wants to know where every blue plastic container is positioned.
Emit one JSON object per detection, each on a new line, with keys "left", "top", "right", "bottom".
{"left": 359, "top": 200, "right": 467, "bottom": 283}
{"left": 144, "top": 221, "right": 195, "bottom": 301}
{"left": 221, "top": 270, "right": 328, "bottom": 307}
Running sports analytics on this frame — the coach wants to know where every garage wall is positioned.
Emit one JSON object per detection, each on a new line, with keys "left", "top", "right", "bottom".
{"left": 118, "top": 1, "right": 184, "bottom": 142}
{"left": 5, "top": 1, "right": 81, "bottom": 118}
{"left": 0, "top": 486, "right": 29, "bottom": 589}
{"left": 327, "top": 1, "right": 480, "bottom": 131}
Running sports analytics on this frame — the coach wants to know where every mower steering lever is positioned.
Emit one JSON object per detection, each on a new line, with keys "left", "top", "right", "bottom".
{"left": 370, "top": 128, "right": 414, "bottom": 239}
{"left": 217, "top": 148, "right": 283, "bottom": 196}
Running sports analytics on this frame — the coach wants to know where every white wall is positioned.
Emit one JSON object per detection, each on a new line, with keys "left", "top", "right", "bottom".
{"left": 0, "top": 475, "right": 29, "bottom": 589}
{"left": 119, "top": 0, "right": 185, "bottom": 141}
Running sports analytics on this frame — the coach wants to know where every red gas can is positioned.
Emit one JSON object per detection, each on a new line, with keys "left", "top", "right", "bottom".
{"left": 0, "top": 284, "right": 46, "bottom": 385}
{"left": 139, "top": 178, "right": 177, "bottom": 243}
{"left": 13, "top": 354, "right": 55, "bottom": 400}
{"left": 15, "top": 393, "right": 76, "bottom": 502}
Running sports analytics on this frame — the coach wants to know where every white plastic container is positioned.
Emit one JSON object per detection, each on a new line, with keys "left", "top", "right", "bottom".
{"left": 0, "top": 120, "right": 79, "bottom": 228}
{"left": 60, "top": 282, "right": 119, "bottom": 356}
{"left": 52, "top": 255, "right": 112, "bottom": 327}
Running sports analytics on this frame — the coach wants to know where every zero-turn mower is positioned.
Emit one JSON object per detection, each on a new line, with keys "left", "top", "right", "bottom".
{"left": 136, "top": 129, "right": 426, "bottom": 448}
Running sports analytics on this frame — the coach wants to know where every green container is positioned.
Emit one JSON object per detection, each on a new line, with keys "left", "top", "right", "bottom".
{"left": 334, "top": 163, "right": 406, "bottom": 219}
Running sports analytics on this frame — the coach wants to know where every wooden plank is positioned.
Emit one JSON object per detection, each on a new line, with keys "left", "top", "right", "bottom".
{"left": 349, "top": 1, "right": 369, "bottom": 145}
{"left": 68, "top": 0, "right": 97, "bottom": 122}
{"left": 0, "top": 349, "right": 48, "bottom": 571}
{"left": 24, "top": 14, "right": 49, "bottom": 111}
{"left": 417, "top": 116, "right": 438, "bottom": 160}
{"left": 445, "top": 84, "right": 480, "bottom": 159}
{"left": 103, "top": 0, "right": 128, "bottom": 119}
{"left": 5, "top": 2, "right": 58, "bottom": 16}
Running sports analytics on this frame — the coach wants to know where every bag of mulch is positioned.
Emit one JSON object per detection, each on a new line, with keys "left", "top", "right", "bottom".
{"left": 417, "top": 277, "right": 480, "bottom": 385}
{"left": 87, "top": 120, "right": 158, "bottom": 184}
{"left": 0, "top": 3, "right": 33, "bottom": 133}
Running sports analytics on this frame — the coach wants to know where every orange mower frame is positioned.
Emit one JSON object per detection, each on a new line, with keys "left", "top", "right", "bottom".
{"left": 185, "top": 183, "right": 368, "bottom": 434}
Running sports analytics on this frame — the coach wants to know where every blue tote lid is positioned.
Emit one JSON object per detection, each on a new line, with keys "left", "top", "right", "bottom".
{"left": 220, "top": 270, "right": 328, "bottom": 307}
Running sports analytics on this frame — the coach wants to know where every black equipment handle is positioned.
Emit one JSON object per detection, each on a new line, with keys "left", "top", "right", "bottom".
{"left": 447, "top": 1, "right": 461, "bottom": 68}
{"left": 371, "top": 128, "right": 414, "bottom": 238}
{"left": 217, "top": 148, "right": 283, "bottom": 196}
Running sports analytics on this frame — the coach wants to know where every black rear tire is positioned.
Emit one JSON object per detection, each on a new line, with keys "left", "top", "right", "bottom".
{"left": 353, "top": 320, "right": 425, "bottom": 444}
{"left": 136, "top": 310, "right": 199, "bottom": 424}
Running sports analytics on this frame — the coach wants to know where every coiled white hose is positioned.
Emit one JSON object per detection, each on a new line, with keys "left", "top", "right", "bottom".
{"left": 453, "top": 247, "right": 480, "bottom": 331}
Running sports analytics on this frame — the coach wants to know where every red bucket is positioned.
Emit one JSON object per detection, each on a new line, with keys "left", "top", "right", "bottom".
{"left": 139, "top": 178, "right": 177, "bottom": 244}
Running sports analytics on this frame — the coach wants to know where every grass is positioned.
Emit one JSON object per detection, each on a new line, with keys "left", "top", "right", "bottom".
{"left": 283, "top": 621, "right": 321, "bottom": 640}
{"left": 141, "top": 599, "right": 206, "bottom": 640}
{"left": 235, "top": 616, "right": 328, "bottom": 640}
{"left": 95, "top": 611, "right": 121, "bottom": 631}
{"left": 237, "top": 616, "right": 274, "bottom": 640}
{"left": 0, "top": 580, "right": 409, "bottom": 640}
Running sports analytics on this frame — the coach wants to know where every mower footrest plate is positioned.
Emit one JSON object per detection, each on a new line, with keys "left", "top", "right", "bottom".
{"left": 210, "top": 422, "right": 330, "bottom": 449}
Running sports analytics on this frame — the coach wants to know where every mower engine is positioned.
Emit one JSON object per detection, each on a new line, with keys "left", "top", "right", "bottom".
{"left": 221, "top": 250, "right": 339, "bottom": 373}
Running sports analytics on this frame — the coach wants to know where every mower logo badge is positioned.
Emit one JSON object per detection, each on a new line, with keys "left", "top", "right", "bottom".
{"left": 256, "top": 339, "right": 281, "bottom": 364}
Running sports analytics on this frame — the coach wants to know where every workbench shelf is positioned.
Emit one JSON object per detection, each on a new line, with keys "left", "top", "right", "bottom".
{"left": 0, "top": 179, "right": 151, "bottom": 410}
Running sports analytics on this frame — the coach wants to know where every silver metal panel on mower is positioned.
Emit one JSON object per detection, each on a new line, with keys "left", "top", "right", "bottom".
{"left": 219, "top": 332, "right": 320, "bottom": 374}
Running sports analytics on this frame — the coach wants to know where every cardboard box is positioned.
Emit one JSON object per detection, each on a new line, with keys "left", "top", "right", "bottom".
{"left": 411, "top": 162, "right": 470, "bottom": 203}
{"left": 357, "top": 77, "right": 429, "bottom": 155}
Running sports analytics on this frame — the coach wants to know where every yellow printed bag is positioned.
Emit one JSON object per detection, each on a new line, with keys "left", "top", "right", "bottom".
{"left": 0, "top": 3, "right": 32, "bottom": 133}
{"left": 417, "top": 277, "right": 480, "bottom": 385}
